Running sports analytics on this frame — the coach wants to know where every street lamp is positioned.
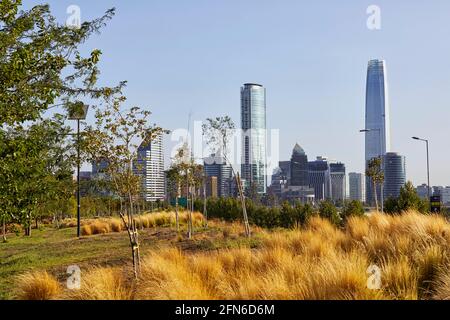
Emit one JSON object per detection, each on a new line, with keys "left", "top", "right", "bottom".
{"left": 360, "top": 128, "right": 384, "bottom": 213}
{"left": 412, "top": 137, "right": 431, "bottom": 201}
{"left": 68, "top": 102, "right": 89, "bottom": 238}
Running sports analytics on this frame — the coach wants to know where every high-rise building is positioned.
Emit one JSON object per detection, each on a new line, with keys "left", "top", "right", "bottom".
{"left": 330, "top": 162, "right": 346, "bottom": 202}
{"left": 383, "top": 152, "right": 406, "bottom": 199}
{"left": 349, "top": 173, "right": 366, "bottom": 203}
{"left": 416, "top": 184, "right": 430, "bottom": 200}
{"left": 241, "top": 83, "right": 267, "bottom": 194}
{"left": 279, "top": 161, "right": 291, "bottom": 186}
{"left": 290, "top": 143, "right": 309, "bottom": 187}
{"left": 135, "top": 134, "right": 165, "bottom": 202}
{"left": 308, "top": 156, "right": 331, "bottom": 201}
{"left": 204, "top": 153, "right": 232, "bottom": 198}
{"left": 365, "top": 59, "right": 391, "bottom": 205}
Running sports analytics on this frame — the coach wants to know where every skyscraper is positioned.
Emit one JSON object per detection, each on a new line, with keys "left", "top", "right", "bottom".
{"left": 308, "top": 156, "right": 331, "bottom": 201}
{"left": 290, "top": 143, "right": 309, "bottom": 187}
{"left": 135, "top": 134, "right": 165, "bottom": 202}
{"left": 383, "top": 152, "right": 406, "bottom": 199}
{"left": 241, "top": 83, "right": 267, "bottom": 194}
{"left": 330, "top": 162, "right": 346, "bottom": 202}
{"left": 365, "top": 59, "right": 391, "bottom": 205}
{"left": 349, "top": 173, "right": 366, "bottom": 203}
{"left": 204, "top": 153, "right": 232, "bottom": 198}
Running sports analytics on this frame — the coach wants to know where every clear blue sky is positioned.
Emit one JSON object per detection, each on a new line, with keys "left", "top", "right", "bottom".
{"left": 27, "top": 0, "right": 450, "bottom": 186}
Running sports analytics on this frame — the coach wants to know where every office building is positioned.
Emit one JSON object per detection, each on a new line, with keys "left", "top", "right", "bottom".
{"left": 290, "top": 143, "right": 309, "bottom": 187}
{"left": 135, "top": 134, "right": 165, "bottom": 202}
{"left": 204, "top": 153, "right": 232, "bottom": 198}
{"left": 365, "top": 59, "right": 391, "bottom": 206}
{"left": 349, "top": 173, "right": 366, "bottom": 203}
{"left": 383, "top": 152, "right": 406, "bottom": 199}
{"left": 308, "top": 156, "right": 331, "bottom": 201}
{"left": 241, "top": 83, "right": 267, "bottom": 194}
{"left": 330, "top": 162, "right": 346, "bottom": 202}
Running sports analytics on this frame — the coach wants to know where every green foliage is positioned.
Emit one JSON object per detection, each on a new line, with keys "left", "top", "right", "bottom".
{"left": 384, "top": 181, "right": 429, "bottom": 215}
{"left": 341, "top": 200, "right": 365, "bottom": 222}
{"left": 318, "top": 200, "right": 341, "bottom": 226}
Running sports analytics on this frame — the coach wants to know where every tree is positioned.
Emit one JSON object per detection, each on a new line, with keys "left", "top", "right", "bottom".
{"left": 384, "top": 181, "right": 429, "bottom": 214}
{"left": 202, "top": 116, "right": 251, "bottom": 237}
{"left": 366, "top": 157, "right": 384, "bottom": 212}
{"left": 0, "top": 2, "right": 122, "bottom": 125}
{"left": 341, "top": 200, "right": 365, "bottom": 223}
{"left": 318, "top": 200, "right": 340, "bottom": 226}
{"left": 83, "top": 99, "right": 164, "bottom": 278}
{"left": 166, "top": 165, "right": 183, "bottom": 233}
{"left": 0, "top": 115, "right": 75, "bottom": 236}
{"left": 0, "top": 2, "right": 122, "bottom": 235}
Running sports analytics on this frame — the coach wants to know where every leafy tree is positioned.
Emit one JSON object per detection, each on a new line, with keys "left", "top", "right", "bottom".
{"left": 83, "top": 99, "right": 164, "bottom": 278}
{"left": 366, "top": 157, "right": 384, "bottom": 212}
{"left": 341, "top": 200, "right": 365, "bottom": 223}
{"left": 318, "top": 200, "right": 341, "bottom": 226}
{"left": 384, "top": 181, "right": 429, "bottom": 214}
{"left": 0, "top": 115, "right": 75, "bottom": 235}
{"left": 0, "top": 2, "right": 122, "bottom": 235}
{"left": 202, "top": 116, "right": 251, "bottom": 237}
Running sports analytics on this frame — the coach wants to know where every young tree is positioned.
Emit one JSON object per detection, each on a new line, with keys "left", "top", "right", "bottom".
{"left": 341, "top": 200, "right": 365, "bottom": 223}
{"left": 83, "top": 99, "right": 164, "bottom": 278}
{"left": 202, "top": 116, "right": 251, "bottom": 237}
{"left": 366, "top": 157, "right": 384, "bottom": 212}
{"left": 166, "top": 165, "right": 183, "bottom": 233}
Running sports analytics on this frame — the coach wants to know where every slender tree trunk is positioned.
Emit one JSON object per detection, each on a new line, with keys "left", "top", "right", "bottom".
{"left": 373, "top": 182, "right": 379, "bottom": 213}
{"left": 175, "top": 196, "right": 180, "bottom": 233}
{"left": 236, "top": 173, "right": 251, "bottom": 237}
{"left": 35, "top": 218, "right": 38, "bottom": 230}
{"left": 2, "top": 217, "right": 6, "bottom": 243}
{"left": 203, "top": 179, "right": 208, "bottom": 228}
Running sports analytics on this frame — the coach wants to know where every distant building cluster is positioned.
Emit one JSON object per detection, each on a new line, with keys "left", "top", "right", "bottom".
{"left": 78, "top": 61, "right": 449, "bottom": 206}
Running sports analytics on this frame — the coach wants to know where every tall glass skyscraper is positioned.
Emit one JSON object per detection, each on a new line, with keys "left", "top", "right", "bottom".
{"left": 383, "top": 152, "right": 406, "bottom": 199}
{"left": 365, "top": 59, "right": 391, "bottom": 205}
{"left": 241, "top": 83, "right": 267, "bottom": 194}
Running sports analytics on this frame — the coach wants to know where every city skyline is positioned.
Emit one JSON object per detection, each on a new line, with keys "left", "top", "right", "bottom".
{"left": 37, "top": 0, "right": 450, "bottom": 186}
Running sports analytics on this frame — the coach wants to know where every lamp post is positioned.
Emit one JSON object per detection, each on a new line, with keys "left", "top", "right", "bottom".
{"left": 68, "top": 102, "right": 89, "bottom": 238}
{"left": 412, "top": 137, "right": 431, "bottom": 201}
{"left": 360, "top": 128, "right": 384, "bottom": 213}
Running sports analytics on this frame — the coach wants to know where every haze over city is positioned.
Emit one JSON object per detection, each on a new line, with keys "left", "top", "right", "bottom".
{"left": 28, "top": 0, "right": 450, "bottom": 186}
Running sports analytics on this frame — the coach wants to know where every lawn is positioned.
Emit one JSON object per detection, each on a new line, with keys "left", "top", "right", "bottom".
{"left": 0, "top": 220, "right": 261, "bottom": 300}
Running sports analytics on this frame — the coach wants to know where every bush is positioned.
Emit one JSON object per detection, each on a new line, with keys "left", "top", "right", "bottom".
{"left": 16, "top": 271, "right": 61, "bottom": 300}
{"left": 318, "top": 201, "right": 341, "bottom": 226}
{"left": 341, "top": 200, "right": 365, "bottom": 223}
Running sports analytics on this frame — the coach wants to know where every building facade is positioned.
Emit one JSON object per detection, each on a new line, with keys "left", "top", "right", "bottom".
{"left": 383, "top": 152, "right": 406, "bottom": 199}
{"left": 330, "top": 162, "right": 346, "bottom": 203}
{"left": 365, "top": 59, "right": 391, "bottom": 206}
{"left": 135, "top": 134, "right": 165, "bottom": 202}
{"left": 204, "top": 153, "right": 232, "bottom": 198}
{"left": 241, "top": 83, "right": 267, "bottom": 194}
{"left": 349, "top": 172, "right": 366, "bottom": 203}
{"left": 290, "top": 143, "right": 309, "bottom": 187}
{"left": 308, "top": 157, "right": 331, "bottom": 201}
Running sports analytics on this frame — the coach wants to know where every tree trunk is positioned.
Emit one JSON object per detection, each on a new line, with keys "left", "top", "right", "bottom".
{"left": 373, "top": 182, "right": 379, "bottom": 213}
{"left": 35, "top": 218, "right": 38, "bottom": 230}
{"left": 175, "top": 196, "right": 180, "bottom": 233}
{"left": 203, "top": 180, "right": 208, "bottom": 228}
{"left": 2, "top": 217, "right": 6, "bottom": 243}
{"left": 236, "top": 173, "right": 251, "bottom": 237}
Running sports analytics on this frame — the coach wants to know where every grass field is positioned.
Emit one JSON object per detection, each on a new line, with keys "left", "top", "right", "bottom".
{"left": 3, "top": 211, "right": 450, "bottom": 300}
{"left": 0, "top": 216, "right": 260, "bottom": 300}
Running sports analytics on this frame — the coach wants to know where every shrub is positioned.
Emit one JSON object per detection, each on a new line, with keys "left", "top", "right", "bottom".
{"left": 16, "top": 271, "right": 61, "bottom": 300}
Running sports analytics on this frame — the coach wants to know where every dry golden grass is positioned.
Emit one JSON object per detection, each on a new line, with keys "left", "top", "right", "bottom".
{"left": 79, "top": 211, "right": 205, "bottom": 236}
{"left": 18, "top": 210, "right": 450, "bottom": 300}
{"left": 63, "top": 267, "right": 134, "bottom": 300}
{"left": 15, "top": 271, "right": 61, "bottom": 300}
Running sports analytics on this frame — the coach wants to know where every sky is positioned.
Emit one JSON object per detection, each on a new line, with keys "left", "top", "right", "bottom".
{"left": 25, "top": 0, "right": 450, "bottom": 186}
